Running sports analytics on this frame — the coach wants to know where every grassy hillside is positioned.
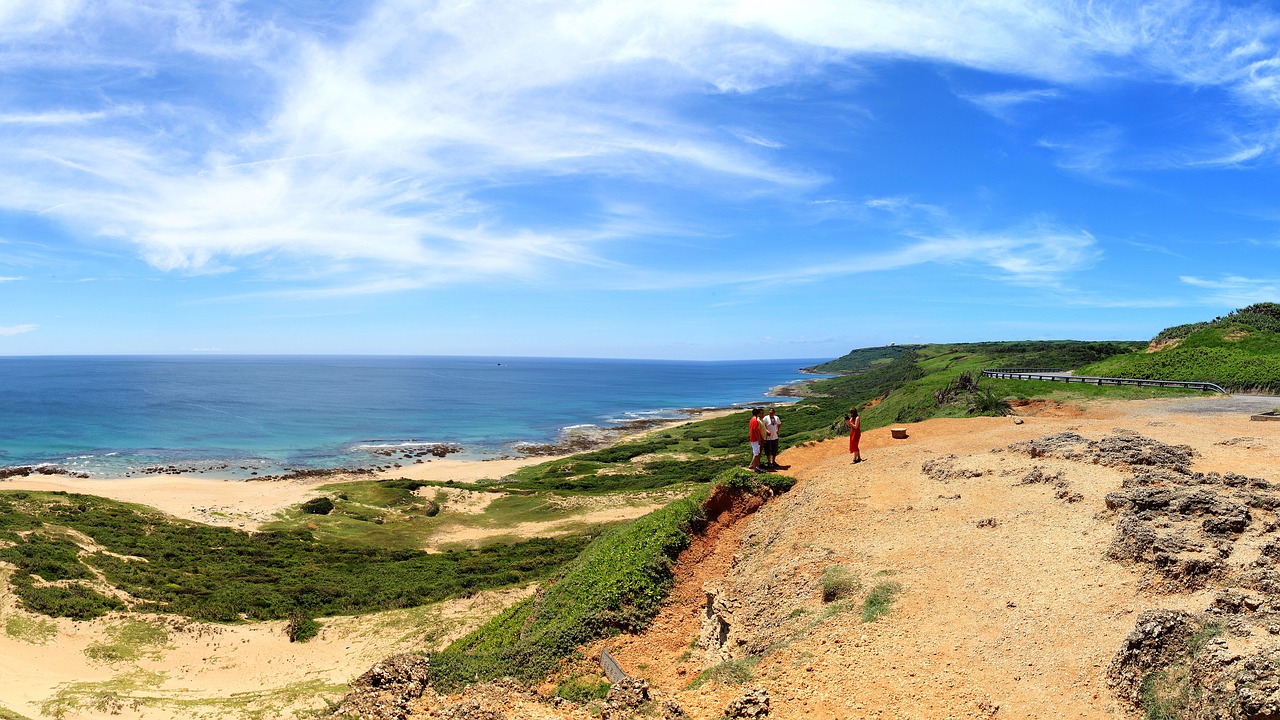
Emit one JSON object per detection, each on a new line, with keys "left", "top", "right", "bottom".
{"left": 808, "top": 340, "right": 1138, "bottom": 375}
{"left": 1080, "top": 303, "right": 1280, "bottom": 393}
{"left": 803, "top": 344, "right": 921, "bottom": 373}
{"left": 504, "top": 339, "right": 1162, "bottom": 497}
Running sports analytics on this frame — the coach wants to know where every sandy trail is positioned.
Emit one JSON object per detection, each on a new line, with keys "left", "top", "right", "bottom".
{"left": 600, "top": 396, "right": 1279, "bottom": 720}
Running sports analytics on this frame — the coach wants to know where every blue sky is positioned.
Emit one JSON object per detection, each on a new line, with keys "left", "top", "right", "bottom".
{"left": 2, "top": 0, "right": 1280, "bottom": 359}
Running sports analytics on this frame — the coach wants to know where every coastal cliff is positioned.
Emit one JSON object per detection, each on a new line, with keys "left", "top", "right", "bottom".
{"left": 333, "top": 394, "right": 1280, "bottom": 719}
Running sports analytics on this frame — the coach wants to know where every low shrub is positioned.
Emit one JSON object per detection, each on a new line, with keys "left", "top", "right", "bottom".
{"left": 759, "top": 474, "right": 797, "bottom": 494}
{"left": 9, "top": 571, "right": 123, "bottom": 621}
{"left": 820, "top": 566, "right": 858, "bottom": 602}
{"left": 862, "top": 581, "right": 902, "bottom": 623}
{"left": 299, "top": 497, "right": 335, "bottom": 515}
{"left": 286, "top": 611, "right": 321, "bottom": 643}
{"left": 0, "top": 491, "right": 589, "bottom": 623}
{"left": 686, "top": 656, "right": 759, "bottom": 689}
{"left": 554, "top": 675, "right": 611, "bottom": 702}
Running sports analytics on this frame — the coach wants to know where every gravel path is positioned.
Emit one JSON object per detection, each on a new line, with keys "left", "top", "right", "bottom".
{"left": 1156, "top": 393, "right": 1280, "bottom": 415}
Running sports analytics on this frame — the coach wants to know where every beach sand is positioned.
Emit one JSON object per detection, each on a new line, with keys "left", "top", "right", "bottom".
{"left": 0, "top": 411, "right": 740, "bottom": 719}
{"left": 0, "top": 409, "right": 736, "bottom": 532}
{"left": 0, "top": 456, "right": 554, "bottom": 531}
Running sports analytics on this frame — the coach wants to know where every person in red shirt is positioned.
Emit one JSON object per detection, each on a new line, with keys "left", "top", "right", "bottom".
{"left": 748, "top": 407, "right": 765, "bottom": 472}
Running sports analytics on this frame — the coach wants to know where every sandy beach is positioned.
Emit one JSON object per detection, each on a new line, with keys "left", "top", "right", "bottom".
{"left": 0, "top": 409, "right": 740, "bottom": 719}
{"left": 0, "top": 456, "right": 558, "bottom": 531}
{"left": 0, "top": 409, "right": 737, "bottom": 532}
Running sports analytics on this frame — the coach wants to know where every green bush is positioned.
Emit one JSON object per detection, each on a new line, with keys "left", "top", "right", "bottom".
{"left": 0, "top": 491, "right": 589, "bottom": 623}
{"left": 716, "top": 467, "right": 757, "bottom": 491}
{"left": 286, "top": 611, "right": 321, "bottom": 642}
{"left": 555, "top": 675, "right": 611, "bottom": 702}
{"left": 0, "top": 536, "right": 93, "bottom": 581}
{"left": 759, "top": 474, "right": 797, "bottom": 494}
{"left": 862, "top": 581, "right": 902, "bottom": 623}
{"left": 821, "top": 566, "right": 858, "bottom": 602}
{"left": 299, "top": 497, "right": 335, "bottom": 515}
{"left": 9, "top": 571, "right": 123, "bottom": 621}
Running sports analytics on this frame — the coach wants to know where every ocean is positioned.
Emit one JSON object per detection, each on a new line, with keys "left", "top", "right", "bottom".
{"left": 0, "top": 355, "right": 826, "bottom": 478}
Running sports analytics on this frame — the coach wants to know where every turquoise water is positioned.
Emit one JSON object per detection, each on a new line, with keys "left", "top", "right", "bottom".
{"left": 0, "top": 355, "right": 824, "bottom": 477}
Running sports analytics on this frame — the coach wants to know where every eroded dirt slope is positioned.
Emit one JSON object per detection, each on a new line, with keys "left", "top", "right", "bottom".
{"left": 345, "top": 396, "right": 1280, "bottom": 720}
{"left": 591, "top": 397, "right": 1279, "bottom": 720}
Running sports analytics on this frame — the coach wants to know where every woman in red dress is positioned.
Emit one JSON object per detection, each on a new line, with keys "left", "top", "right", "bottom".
{"left": 846, "top": 406, "right": 862, "bottom": 463}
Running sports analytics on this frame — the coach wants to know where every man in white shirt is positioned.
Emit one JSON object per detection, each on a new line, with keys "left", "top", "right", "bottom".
{"left": 762, "top": 408, "right": 781, "bottom": 469}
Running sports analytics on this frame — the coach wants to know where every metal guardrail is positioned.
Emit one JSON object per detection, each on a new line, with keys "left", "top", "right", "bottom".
{"left": 986, "top": 368, "right": 1069, "bottom": 374}
{"left": 599, "top": 647, "right": 630, "bottom": 683}
{"left": 982, "top": 369, "right": 1229, "bottom": 395}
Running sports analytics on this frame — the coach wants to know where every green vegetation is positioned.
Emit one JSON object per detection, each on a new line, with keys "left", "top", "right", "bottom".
{"left": 1186, "top": 621, "right": 1223, "bottom": 656}
{"left": 1154, "top": 302, "right": 1280, "bottom": 341}
{"left": 805, "top": 345, "right": 919, "bottom": 373}
{"left": 1141, "top": 665, "right": 1192, "bottom": 720}
{"left": 554, "top": 675, "right": 611, "bottom": 702}
{"left": 820, "top": 566, "right": 858, "bottom": 602}
{"left": 0, "top": 705, "right": 33, "bottom": 720}
{"left": 427, "top": 483, "right": 715, "bottom": 689}
{"left": 1077, "top": 303, "right": 1280, "bottom": 393}
{"left": 299, "top": 497, "right": 335, "bottom": 515}
{"left": 8, "top": 571, "right": 124, "bottom": 620}
{"left": 861, "top": 581, "right": 902, "bottom": 623}
{"left": 1137, "top": 621, "right": 1224, "bottom": 720}
{"left": 808, "top": 340, "right": 1138, "bottom": 375}
{"left": 38, "top": 671, "right": 345, "bottom": 720}
{"left": 0, "top": 491, "right": 589, "bottom": 622}
{"left": 3, "top": 611, "right": 58, "bottom": 644}
{"left": 1082, "top": 324, "right": 1280, "bottom": 393}
{"left": 286, "top": 611, "right": 321, "bottom": 643}
{"left": 685, "top": 656, "right": 760, "bottom": 689}
{"left": 1137, "top": 622, "right": 1222, "bottom": 720}
{"left": 84, "top": 619, "right": 170, "bottom": 663}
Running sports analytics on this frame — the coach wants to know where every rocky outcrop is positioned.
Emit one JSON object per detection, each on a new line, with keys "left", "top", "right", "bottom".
{"left": 1099, "top": 430, "right": 1280, "bottom": 718}
{"left": 332, "top": 654, "right": 431, "bottom": 720}
{"left": 1008, "top": 429, "right": 1197, "bottom": 470}
{"left": 600, "top": 678, "right": 649, "bottom": 720}
{"left": 725, "top": 688, "right": 770, "bottom": 718}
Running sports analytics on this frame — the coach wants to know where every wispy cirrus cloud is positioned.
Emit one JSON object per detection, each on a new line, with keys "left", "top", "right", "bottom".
{"left": 1037, "top": 125, "right": 1131, "bottom": 183}
{"left": 0, "top": 323, "right": 37, "bottom": 336}
{"left": 1180, "top": 274, "right": 1280, "bottom": 307}
{"left": 4, "top": 0, "right": 1280, "bottom": 298}
{"left": 614, "top": 221, "right": 1100, "bottom": 291}
{"left": 959, "top": 88, "right": 1062, "bottom": 121}
{"left": 863, "top": 196, "right": 949, "bottom": 222}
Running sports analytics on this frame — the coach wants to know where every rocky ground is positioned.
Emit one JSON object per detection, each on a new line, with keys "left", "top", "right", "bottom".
{"left": 357, "top": 394, "right": 1280, "bottom": 720}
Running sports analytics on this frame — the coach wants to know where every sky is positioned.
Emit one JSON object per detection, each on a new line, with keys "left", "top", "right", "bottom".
{"left": 2, "top": 0, "right": 1280, "bottom": 360}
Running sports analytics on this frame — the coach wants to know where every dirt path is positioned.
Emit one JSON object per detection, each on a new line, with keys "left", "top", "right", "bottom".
{"left": 598, "top": 396, "right": 1279, "bottom": 719}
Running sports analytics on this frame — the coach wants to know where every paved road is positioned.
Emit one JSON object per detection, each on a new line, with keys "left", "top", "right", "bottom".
{"left": 1158, "top": 394, "right": 1280, "bottom": 416}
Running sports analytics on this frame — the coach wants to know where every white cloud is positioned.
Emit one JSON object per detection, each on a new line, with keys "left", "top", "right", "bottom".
{"left": 0, "top": 276, "right": 22, "bottom": 282}
{"left": 1180, "top": 274, "right": 1280, "bottom": 306}
{"left": 863, "top": 196, "right": 948, "bottom": 221}
{"left": 615, "top": 222, "right": 1100, "bottom": 291}
{"left": 960, "top": 88, "right": 1062, "bottom": 121}
{"left": 0, "top": 323, "right": 36, "bottom": 336}
{"left": 1037, "top": 125, "right": 1130, "bottom": 183}
{"left": 5, "top": 0, "right": 1280, "bottom": 293}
